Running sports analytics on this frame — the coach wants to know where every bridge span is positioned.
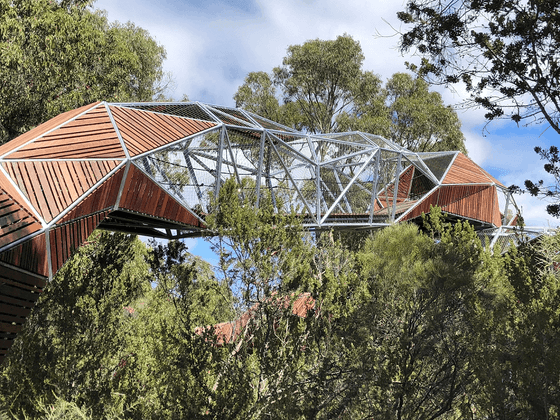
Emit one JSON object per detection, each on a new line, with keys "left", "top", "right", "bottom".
{"left": 0, "top": 101, "right": 529, "bottom": 362}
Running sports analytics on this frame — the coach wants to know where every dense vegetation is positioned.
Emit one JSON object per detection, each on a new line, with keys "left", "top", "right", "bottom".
{"left": 1, "top": 179, "right": 559, "bottom": 419}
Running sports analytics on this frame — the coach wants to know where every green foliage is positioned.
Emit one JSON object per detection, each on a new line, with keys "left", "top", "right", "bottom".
{"left": 2, "top": 190, "right": 560, "bottom": 418}
{"left": 234, "top": 35, "right": 466, "bottom": 153}
{"left": 398, "top": 0, "right": 560, "bottom": 215}
{"left": 339, "top": 73, "right": 466, "bottom": 153}
{"left": 0, "top": 232, "right": 151, "bottom": 418}
{"left": 0, "top": 0, "right": 169, "bottom": 143}
{"left": 341, "top": 216, "right": 509, "bottom": 419}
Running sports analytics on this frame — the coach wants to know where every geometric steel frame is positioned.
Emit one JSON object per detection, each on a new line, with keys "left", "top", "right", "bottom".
{"left": 0, "top": 101, "right": 520, "bottom": 362}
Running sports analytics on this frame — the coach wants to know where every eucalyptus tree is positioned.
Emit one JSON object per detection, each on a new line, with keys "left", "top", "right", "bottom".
{"left": 0, "top": 0, "right": 169, "bottom": 143}
{"left": 235, "top": 35, "right": 466, "bottom": 153}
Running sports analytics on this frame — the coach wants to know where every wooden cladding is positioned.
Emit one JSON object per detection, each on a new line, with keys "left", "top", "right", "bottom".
{"left": 58, "top": 167, "right": 125, "bottom": 225}
{"left": 0, "top": 102, "right": 101, "bottom": 158}
{"left": 401, "top": 185, "right": 501, "bottom": 227}
{"left": 0, "top": 186, "right": 42, "bottom": 249}
{"left": 4, "top": 106, "right": 125, "bottom": 160}
{"left": 0, "top": 234, "right": 48, "bottom": 277}
{"left": 50, "top": 211, "right": 110, "bottom": 274}
{"left": 0, "top": 263, "right": 47, "bottom": 363}
{"left": 109, "top": 106, "right": 217, "bottom": 157}
{"left": 119, "top": 164, "right": 203, "bottom": 228}
{"left": 3, "top": 160, "right": 120, "bottom": 223}
{"left": 443, "top": 153, "right": 504, "bottom": 186}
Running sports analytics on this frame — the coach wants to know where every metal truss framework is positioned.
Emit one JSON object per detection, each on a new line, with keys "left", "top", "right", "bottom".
{"left": 0, "top": 101, "right": 526, "bottom": 361}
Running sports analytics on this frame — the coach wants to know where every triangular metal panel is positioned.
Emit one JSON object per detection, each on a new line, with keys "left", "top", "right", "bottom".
{"left": 244, "top": 111, "right": 298, "bottom": 132}
{"left": 360, "top": 133, "right": 404, "bottom": 151}
{"left": 419, "top": 152, "right": 457, "bottom": 182}
{"left": 117, "top": 103, "right": 217, "bottom": 122}
{"left": 204, "top": 106, "right": 254, "bottom": 127}
{"left": 310, "top": 138, "right": 372, "bottom": 165}
{"left": 266, "top": 136, "right": 317, "bottom": 218}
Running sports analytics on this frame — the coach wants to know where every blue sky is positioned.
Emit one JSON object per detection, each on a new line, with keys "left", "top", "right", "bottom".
{"left": 93, "top": 0, "right": 559, "bottom": 255}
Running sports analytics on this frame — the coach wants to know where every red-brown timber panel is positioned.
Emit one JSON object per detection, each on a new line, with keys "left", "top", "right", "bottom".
{"left": 0, "top": 103, "right": 101, "bottom": 158}
{"left": 58, "top": 167, "right": 125, "bottom": 225}
{"left": 400, "top": 188, "right": 441, "bottom": 221}
{"left": 0, "top": 263, "right": 47, "bottom": 361}
{"left": 49, "top": 211, "right": 110, "bottom": 274}
{"left": 438, "top": 185, "right": 501, "bottom": 226}
{"left": 0, "top": 184, "right": 42, "bottom": 249}
{"left": 443, "top": 153, "right": 505, "bottom": 186}
{"left": 491, "top": 186, "right": 502, "bottom": 227}
{"left": 119, "top": 165, "right": 203, "bottom": 228}
{"left": 0, "top": 234, "right": 48, "bottom": 276}
{"left": 5, "top": 106, "right": 125, "bottom": 159}
{"left": 109, "top": 106, "right": 217, "bottom": 157}
{"left": 3, "top": 160, "right": 120, "bottom": 223}
{"left": 377, "top": 166, "right": 415, "bottom": 208}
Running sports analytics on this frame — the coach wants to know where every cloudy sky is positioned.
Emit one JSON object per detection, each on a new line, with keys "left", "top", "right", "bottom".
{"left": 94, "top": 0, "right": 559, "bottom": 231}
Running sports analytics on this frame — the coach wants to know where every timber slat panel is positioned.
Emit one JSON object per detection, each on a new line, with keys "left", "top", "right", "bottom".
{"left": 3, "top": 160, "right": 119, "bottom": 222}
{"left": 0, "top": 102, "right": 101, "bottom": 158}
{"left": 4, "top": 106, "right": 125, "bottom": 159}
{"left": 492, "top": 186, "right": 502, "bottom": 227}
{"left": 0, "top": 303, "right": 31, "bottom": 318}
{"left": 378, "top": 165, "right": 415, "bottom": 208}
{"left": 110, "top": 106, "right": 216, "bottom": 157}
{"left": 119, "top": 165, "right": 202, "bottom": 228}
{"left": 49, "top": 211, "right": 109, "bottom": 273}
{"left": 401, "top": 189, "right": 441, "bottom": 222}
{"left": 443, "top": 153, "right": 504, "bottom": 186}
{"left": 0, "top": 234, "right": 48, "bottom": 277}
{"left": 402, "top": 184, "right": 501, "bottom": 227}
{"left": 0, "top": 322, "right": 22, "bottom": 334}
{"left": 0, "top": 186, "right": 42, "bottom": 249}
{"left": 58, "top": 167, "right": 124, "bottom": 225}
{"left": 440, "top": 185, "right": 496, "bottom": 225}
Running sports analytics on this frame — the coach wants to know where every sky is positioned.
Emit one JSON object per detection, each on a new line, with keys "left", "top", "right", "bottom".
{"left": 93, "top": 0, "right": 560, "bottom": 257}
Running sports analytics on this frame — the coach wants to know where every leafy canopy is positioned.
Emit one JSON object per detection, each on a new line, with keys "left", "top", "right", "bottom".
{"left": 0, "top": 0, "right": 170, "bottom": 144}
{"left": 234, "top": 35, "right": 466, "bottom": 153}
{"left": 398, "top": 0, "right": 560, "bottom": 215}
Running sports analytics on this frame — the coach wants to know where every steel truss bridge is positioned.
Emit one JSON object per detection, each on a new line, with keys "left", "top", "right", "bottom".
{"left": 0, "top": 101, "right": 547, "bottom": 362}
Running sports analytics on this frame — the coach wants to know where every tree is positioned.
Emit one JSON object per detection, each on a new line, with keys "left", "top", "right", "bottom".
{"left": 338, "top": 72, "right": 466, "bottom": 152}
{"left": 328, "top": 210, "right": 513, "bottom": 419}
{"left": 397, "top": 0, "right": 560, "bottom": 213}
{"left": 0, "top": 232, "right": 151, "bottom": 418}
{"left": 0, "top": 0, "right": 170, "bottom": 144}
{"left": 234, "top": 35, "right": 466, "bottom": 152}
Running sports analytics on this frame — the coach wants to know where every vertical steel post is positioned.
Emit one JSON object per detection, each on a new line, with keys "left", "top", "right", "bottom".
{"left": 502, "top": 190, "right": 511, "bottom": 225}
{"left": 214, "top": 126, "right": 225, "bottom": 200}
{"left": 369, "top": 150, "right": 381, "bottom": 224}
{"left": 255, "top": 131, "right": 266, "bottom": 208}
{"left": 391, "top": 153, "right": 402, "bottom": 222}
